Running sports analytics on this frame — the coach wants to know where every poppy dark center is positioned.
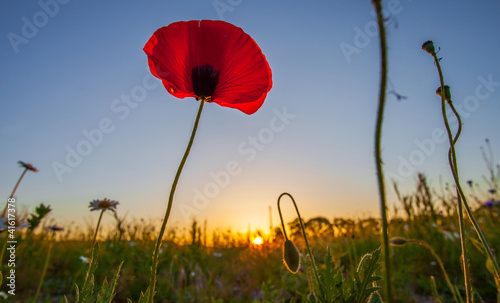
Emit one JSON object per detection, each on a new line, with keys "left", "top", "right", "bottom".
{"left": 191, "top": 64, "right": 219, "bottom": 100}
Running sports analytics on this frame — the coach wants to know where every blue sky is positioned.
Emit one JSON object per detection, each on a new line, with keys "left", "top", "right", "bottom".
{"left": 1, "top": 0, "right": 499, "bottom": 234}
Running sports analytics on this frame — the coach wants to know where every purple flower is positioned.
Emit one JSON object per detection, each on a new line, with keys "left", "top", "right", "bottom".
{"left": 484, "top": 200, "right": 495, "bottom": 208}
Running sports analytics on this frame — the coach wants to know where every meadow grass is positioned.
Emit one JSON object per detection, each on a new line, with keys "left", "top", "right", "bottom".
{"left": 2, "top": 171, "right": 500, "bottom": 302}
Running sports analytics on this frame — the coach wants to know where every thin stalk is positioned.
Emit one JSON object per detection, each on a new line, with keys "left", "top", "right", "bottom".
{"left": 445, "top": 98, "right": 472, "bottom": 300}
{"left": 277, "top": 193, "right": 324, "bottom": 296}
{"left": 456, "top": 190, "right": 471, "bottom": 299}
{"left": 409, "top": 239, "right": 460, "bottom": 303}
{"left": 148, "top": 99, "right": 205, "bottom": 303}
{"left": 2, "top": 168, "right": 28, "bottom": 217}
{"left": 92, "top": 209, "right": 105, "bottom": 247}
{"left": 372, "top": 0, "right": 392, "bottom": 301}
{"left": 431, "top": 51, "right": 500, "bottom": 295}
{"left": 434, "top": 54, "right": 471, "bottom": 303}
{"left": 32, "top": 235, "right": 54, "bottom": 303}
{"left": 0, "top": 234, "right": 8, "bottom": 265}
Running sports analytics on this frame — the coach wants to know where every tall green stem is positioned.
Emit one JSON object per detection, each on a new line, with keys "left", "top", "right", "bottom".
{"left": 430, "top": 49, "right": 500, "bottom": 301}
{"left": 32, "top": 234, "right": 54, "bottom": 303}
{"left": 372, "top": 1, "right": 392, "bottom": 301}
{"left": 92, "top": 209, "right": 105, "bottom": 247}
{"left": 148, "top": 99, "right": 205, "bottom": 303}
{"left": 277, "top": 193, "right": 324, "bottom": 296}
{"left": 2, "top": 168, "right": 28, "bottom": 217}
{"left": 448, "top": 101, "right": 472, "bottom": 301}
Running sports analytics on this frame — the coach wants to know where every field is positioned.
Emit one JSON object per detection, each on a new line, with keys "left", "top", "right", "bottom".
{"left": 2, "top": 169, "right": 500, "bottom": 302}
{"left": 2, "top": 1, "right": 500, "bottom": 303}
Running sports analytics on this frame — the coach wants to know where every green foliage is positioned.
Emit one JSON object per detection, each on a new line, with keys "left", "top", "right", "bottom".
{"left": 27, "top": 203, "right": 52, "bottom": 231}
{"left": 65, "top": 244, "right": 123, "bottom": 303}
{"left": 312, "top": 247, "right": 382, "bottom": 303}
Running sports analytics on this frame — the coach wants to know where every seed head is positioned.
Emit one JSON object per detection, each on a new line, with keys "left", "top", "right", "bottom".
{"left": 422, "top": 40, "right": 435, "bottom": 55}
{"left": 389, "top": 237, "right": 408, "bottom": 246}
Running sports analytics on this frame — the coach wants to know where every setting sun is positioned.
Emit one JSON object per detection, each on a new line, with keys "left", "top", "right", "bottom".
{"left": 252, "top": 237, "right": 263, "bottom": 245}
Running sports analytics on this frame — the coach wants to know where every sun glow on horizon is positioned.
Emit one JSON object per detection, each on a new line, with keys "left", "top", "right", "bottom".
{"left": 252, "top": 236, "right": 263, "bottom": 245}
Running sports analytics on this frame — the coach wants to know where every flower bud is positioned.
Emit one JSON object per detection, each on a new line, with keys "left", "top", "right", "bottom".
{"left": 283, "top": 239, "right": 300, "bottom": 274}
{"left": 436, "top": 85, "right": 452, "bottom": 102}
{"left": 389, "top": 237, "right": 408, "bottom": 246}
{"left": 422, "top": 40, "right": 435, "bottom": 55}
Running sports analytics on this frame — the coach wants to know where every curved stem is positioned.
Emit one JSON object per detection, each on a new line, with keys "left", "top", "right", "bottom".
{"left": 92, "top": 210, "right": 105, "bottom": 247}
{"left": 409, "top": 239, "right": 460, "bottom": 303}
{"left": 446, "top": 101, "right": 472, "bottom": 300}
{"left": 148, "top": 99, "right": 205, "bottom": 303}
{"left": 372, "top": 1, "right": 392, "bottom": 301}
{"left": 432, "top": 51, "right": 500, "bottom": 300}
{"left": 433, "top": 53, "right": 471, "bottom": 303}
{"left": 277, "top": 193, "right": 324, "bottom": 296}
{"left": 2, "top": 168, "right": 28, "bottom": 217}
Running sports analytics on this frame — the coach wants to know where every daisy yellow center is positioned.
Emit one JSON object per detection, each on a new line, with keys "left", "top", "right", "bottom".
{"left": 98, "top": 200, "right": 111, "bottom": 208}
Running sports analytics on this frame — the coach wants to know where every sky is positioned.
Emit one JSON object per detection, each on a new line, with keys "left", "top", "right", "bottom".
{"left": 1, "top": 0, "right": 499, "bottom": 235}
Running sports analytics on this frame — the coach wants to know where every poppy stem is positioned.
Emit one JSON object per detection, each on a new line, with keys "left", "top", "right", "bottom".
{"left": 2, "top": 168, "right": 28, "bottom": 217}
{"left": 372, "top": 0, "right": 393, "bottom": 302}
{"left": 148, "top": 99, "right": 205, "bottom": 303}
{"left": 277, "top": 193, "right": 325, "bottom": 297}
{"left": 429, "top": 48, "right": 500, "bottom": 302}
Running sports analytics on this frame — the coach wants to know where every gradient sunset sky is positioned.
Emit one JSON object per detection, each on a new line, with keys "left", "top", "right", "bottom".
{"left": 1, "top": 1, "right": 499, "bottom": 234}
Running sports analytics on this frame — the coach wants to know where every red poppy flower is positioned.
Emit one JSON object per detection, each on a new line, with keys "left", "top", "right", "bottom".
{"left": 144, "top": 20, "right": 272, "bottom": 115}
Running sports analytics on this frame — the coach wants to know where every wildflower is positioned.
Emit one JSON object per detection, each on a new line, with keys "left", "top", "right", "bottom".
{"left": 488, "top": 189, "right": 497, "bottom": 194}
{"left": 442, "top": 230, "right": 455, "bottom": 241}
{"left": 467, "top": 180, "right": 473, "bottom": 187}
{"left": 144, "top": 20, "right": 272, "bottom": 114}
{"left": 18, "top": 160, "right": 39, "bottom": 172}
{"left": 484, "top": 200, "right": 495, "bottom": 208}
{"left": 28, "top": 203, "right": 52, "bottom": 231}
{"left": 0, "top": 217, "right": 29, "bottom": 231}
{"left": 88, "top": 198, "right": 119, "bottom": 212}
{"left": 79, "top": 256, "right": 90, "bottom": 263}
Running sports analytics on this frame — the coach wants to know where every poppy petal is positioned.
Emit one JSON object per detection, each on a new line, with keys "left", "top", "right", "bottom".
{"left": 144, "top": 20, "right": 272, "bottom": 114}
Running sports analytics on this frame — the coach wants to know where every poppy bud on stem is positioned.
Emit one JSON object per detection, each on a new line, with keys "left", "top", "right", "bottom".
{"left": 283, "top": 239, "right": 300, "bottom": 273}
{"left": 423, "top": 39, "right": 500, "bottom": 302}
{"left": 389, "top": 237, "right": 408, "bottom": 246}
{"left": 277, "top": 193, "right": 324, "bottom": 295}
{"left": 436, "top": 85, "right": 452, "bottom": 102}
{"left": 422, "top": 40, "right": 436, "bottom": 55}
